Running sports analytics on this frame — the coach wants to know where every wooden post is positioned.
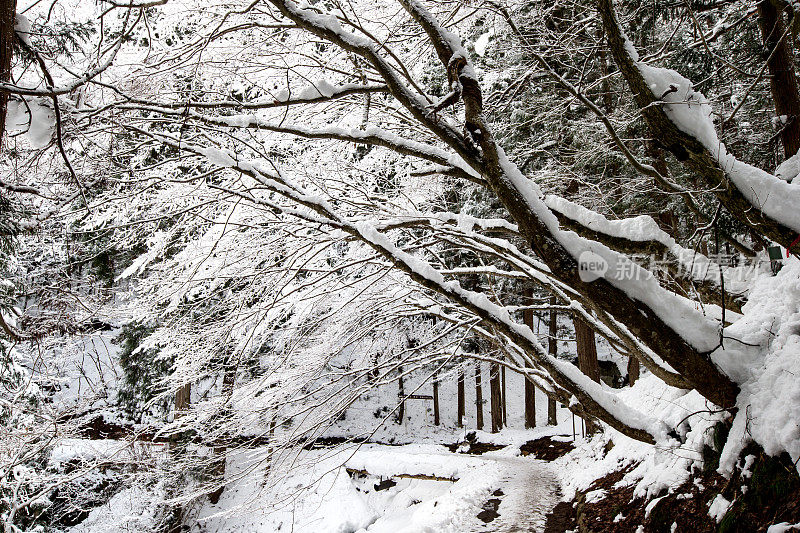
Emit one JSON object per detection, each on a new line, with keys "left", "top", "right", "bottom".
{"left": 432, "top": 371, "right": 440, "bottom": 426}
{"left": 457, "top": 365, "right": 465, "bottom": 427}
{"left": 547, "top": 297, "right": 558, "bottom": 426}
{"left": 490, "top": 363, "right": 502, "bottom": 433}
{"left": 475, "top": 363, "right": 484, "bottom": 430}
{"left": 523, "top": 288, "right": 536, "bottom": 428}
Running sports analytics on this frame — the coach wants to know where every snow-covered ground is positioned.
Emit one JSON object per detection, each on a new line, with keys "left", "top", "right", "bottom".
{"left": 69, "top": 435, "right": 565, "bottom": 533}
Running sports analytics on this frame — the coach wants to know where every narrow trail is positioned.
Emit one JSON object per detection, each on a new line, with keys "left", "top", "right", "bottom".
{"left": 344, "top": 442, "right": 567, "bottom": 532}
{"left": 471, "top": 456, "right": 563, "bottom": 533}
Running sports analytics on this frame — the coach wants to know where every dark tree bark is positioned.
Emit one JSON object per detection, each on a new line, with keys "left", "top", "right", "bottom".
{"left": 574, "top": 318, "right": 601, "bottom": 382}
{"left": 490, "top": 362, "right": 503, "bottom": 433}
{"left": 475, "top": 363, "right": 484, "bottom": 430}
{"left": 523, "top": 287, "right": 537, "bottom": 428}
{"left": 597, "top": 37, "right": 614, "bottom": 114}
{"left": 397, "top": 364, "right": 405, "bottom": 424}
{"left": 0, "top": 0, "right": 16, "bottom": 143}
{"left": 174, "top": 383, "right": 191, "bottom": 416}
{"left": 598, "top": 0, "right": 797, "bottom": 259}
{"left": 501, "top": 364, "right": 507, "bottom": 425}
{"left": 757, "top": 0, "right": 800, "bottom": 158}
{"left": 524, "top": 375, "right": 536, "bottom": 429}
{"left": 432, "top": 371, "right": 440, "bottom": 426}
{"left": 547, "top": 298, "right": 558, "bottom": 426}
{"left": 574, "top": 317, "right": 601, "bottom": 435}
{"left": 208, "top": 362, "right": 236, "bottom": 504}
{"left": 628, "top": 355, "right": 640, "bottom": 385}
{"left": 457, "top": 365, "right": 465, "bottom": 427}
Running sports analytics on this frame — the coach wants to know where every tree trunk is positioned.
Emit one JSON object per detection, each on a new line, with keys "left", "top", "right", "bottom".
{"left": 574, "top": 317, "right": 601, "bottom": 435}
{"left": 628, "top": 355, "right": 640, "bottom": 385}
{"left": 574, "top": 318, "right": 601, "bottom": 382}
{"left": 597, "top": 25, "right": 614, "bottom": 114}
{"left": 548, "top": 396, "right": 558, "bottom": 427}
{"left": 547, "top": 298, "right": 558, "bottom": 426}
{"left": 457, "top": 365, "right": 465, "bottom": 427}
{"left": 165, "top": 382, "right": 191, "bottom": 533}
{"left": 475, "top": 363, "right": 484, "bottom": 430}
{"left": 264, "top": 412, "right": 278, "bottom": 480}
{"left": 208, "top": 361, "right": 236, "bottom": 505}
{"left": 757, "top": 0, "right": 800, "bottom": 158}
{"left": 0, "top": 0, "right": 15, "bottom": 143}
{"left": 397, "top": 364, "right": 405, "bottom": 424}
{"left": 523, "top": 288, "right": 536, "bottom": 428}
{"left": 174, "top": 383, "right": 191, "bottom": 418}
{"left": 501, "top": 364, "right": 507, "bottom": 425}
{"left": 432, "top": 371, "right": 440, "bottom": 426}
{"left": 490, "top": 362, "right": 503, "bottom": 433}
{"left": 525, "top": 378, "right": 536, "bottom": 429}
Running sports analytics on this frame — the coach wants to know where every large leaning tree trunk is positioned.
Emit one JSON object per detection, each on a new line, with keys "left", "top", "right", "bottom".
{"left": 597, "top": 0, "right": 800, "bottom": 252}
{"left": 121, "top": 0, "right": 800, "bottom": 447}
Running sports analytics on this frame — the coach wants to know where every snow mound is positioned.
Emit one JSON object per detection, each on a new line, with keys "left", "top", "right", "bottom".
{"left": 776, "top": 153, "right": 800, "bottom": 183}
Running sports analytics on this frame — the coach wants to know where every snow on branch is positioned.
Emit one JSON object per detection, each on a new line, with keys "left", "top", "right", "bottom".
{"left": 120, "top": 103, "right": 480, "bottom": 182}
{"left": 137, "top": 127, "right": 667, "bottom": 444}
{"left": 598, "top": 0, "right": 800, "bottom": 251}
{"left": 120, "top": 83, "right": 388, "bottom": 110}
{"left": 545, "top": 195, "right": 750, "bottom": 312}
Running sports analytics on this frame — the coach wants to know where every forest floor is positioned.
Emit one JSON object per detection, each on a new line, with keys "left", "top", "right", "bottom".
{"left": 61, "top": 428, "right": 800, "bottom": 532}
{"left": 191, "top": 432, "right": 572, "bottom": 533}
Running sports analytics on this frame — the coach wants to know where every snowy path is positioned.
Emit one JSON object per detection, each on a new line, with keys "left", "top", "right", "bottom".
{"left": 478, "top": 456, "right": 562, "bottom": 533}
{"left": 348, "top": 443, "right": 564, "bottom": 532}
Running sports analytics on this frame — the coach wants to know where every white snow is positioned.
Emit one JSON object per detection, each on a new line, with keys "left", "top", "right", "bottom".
{"left": 776, "top": 153, "right": 800, "bottom": 183}
{"left": 632, "top": 58, "right": 800, "bottom": 233}
{"left": 718, "top": 258, "right": 800, "bottom": 474}
{"left": 768, "top": 522, "right": 800, "bottom": 533}
{"left": 66, "top": 485, "right": 164, "bottom": 533}
{"left": 191, "top": 442, "right": 560, "bottom": 533}
{"left": 5, "top": 98, "right": 55, "bottom": 148}
{"left": 474, "top": 30, "right": 493, "bottom": 57}
{"left": 645, "top": 495, "right": 666, "bottom": 518}
{"left": 14, "top": 14, "right": 32, "bottom": 46}
{"left": 200, "top": 146, "right": 237, "bottom": 167}
{"left": 584, "top": 488, "right": 607, "bottom": 503}
{"left": 707, "top": 494, "right": 731, "bottom": 523}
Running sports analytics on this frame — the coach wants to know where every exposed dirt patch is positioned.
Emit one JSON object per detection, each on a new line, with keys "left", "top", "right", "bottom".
{"left": 572, "top": 448, "right": 800, "bottom": 532}
{"left": 519, "top": 436, "right": 575, "bottom": 461}
{"left": 543, "top": 500, "right": 577, "bottom": 533}
{"left": 477, "top": 489, "right": 504, "bottom": 523}
{"left": 445, "top": 439, "right": 507, "bottom": 455}
{"left": 374, "top": 478, "right": 397, "bottom": 491}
